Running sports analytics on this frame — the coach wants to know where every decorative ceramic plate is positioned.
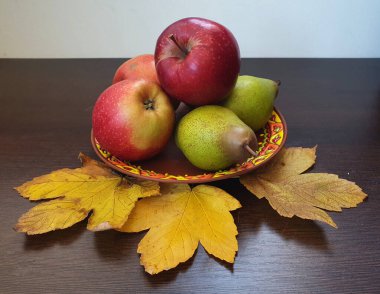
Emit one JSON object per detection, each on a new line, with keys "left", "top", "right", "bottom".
{"left": 91, "top": 106, "right": 287, "bottom": 183}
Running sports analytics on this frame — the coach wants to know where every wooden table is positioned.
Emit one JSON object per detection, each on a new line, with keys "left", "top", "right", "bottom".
{"left": 1, "top": 59, "right": 379, "bottom": 293}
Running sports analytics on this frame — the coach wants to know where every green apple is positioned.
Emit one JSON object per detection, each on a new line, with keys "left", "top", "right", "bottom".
{"left": 222, "top": 75, "right": 280, "bottom": 131}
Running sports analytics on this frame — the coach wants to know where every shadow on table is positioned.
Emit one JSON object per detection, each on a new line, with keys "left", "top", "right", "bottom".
{"left": 23, "top": 221, "right": 87, "bottom": 251}
{"left": 144, "top": 250, "right": 198, "bottom": 284}
{"left": 143, "top": 246, "right": 236, "bottom": 284}
{"left": 93, "top": 229, "right": 140, "bottom": 261}
{"left": 215, "top": 179, "right": 331, "bottom": 253}
{"left": 237, "top": 201, "right": 331, "bottom": 252}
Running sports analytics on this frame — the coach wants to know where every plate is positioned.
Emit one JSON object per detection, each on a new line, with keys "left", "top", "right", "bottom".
{"left": 91, "top": 106, "right": 287, "bottom": 183}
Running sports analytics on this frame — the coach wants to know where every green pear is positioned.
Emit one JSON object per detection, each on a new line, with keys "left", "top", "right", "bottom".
{"left": 222, "top": 75, "right": 280, "bottom": 131}
{"left": 175, "top": 105, "right": 258, "bottom": 171}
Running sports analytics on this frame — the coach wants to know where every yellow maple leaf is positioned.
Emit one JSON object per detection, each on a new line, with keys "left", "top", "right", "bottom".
{"left": 240, "top": 147, "right": 367, "bottom": 228}
{"left": 15, "top": 153, "right": 160, "bottom": 234}
{"left": 120, "top": 183, "right": 241, "bottom": 275}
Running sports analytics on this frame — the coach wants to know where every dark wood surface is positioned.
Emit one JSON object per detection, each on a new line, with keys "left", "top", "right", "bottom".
{"left": 1, "top": 59, "right": 379, "bottom": 293}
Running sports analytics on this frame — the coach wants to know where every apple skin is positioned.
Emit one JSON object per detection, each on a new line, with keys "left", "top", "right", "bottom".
{"left": 113, "top": 54, "right": 180, "bottom": 109}
{"left": 155, "top": 17, "right": 240, "bottom": 106}
{"left": 92, "top": 79, "right": 175, "bottom": 161}
{"left": 112, "top": 54, "right": 159, "bottom": 85}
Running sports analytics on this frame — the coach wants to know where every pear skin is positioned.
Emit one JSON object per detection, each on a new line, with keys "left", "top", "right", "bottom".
{"left": 175, "top": 105, "right": 257, "bottom": 171}
{"left": 223, "top": 75, "right": 279, "bottom": 131}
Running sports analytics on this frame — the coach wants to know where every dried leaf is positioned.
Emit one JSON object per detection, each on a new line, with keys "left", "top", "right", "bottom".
{"left": 15, "top": 153, "right": 160, "bottom": 234}
{"left": 240, "top": 147, "right": 367, "bottom": 228}
{"left": 120, "top": 184, "right": 241, "bottom": 275}
{"left": 255, "top": 146, "right": 317, "bottom": 184}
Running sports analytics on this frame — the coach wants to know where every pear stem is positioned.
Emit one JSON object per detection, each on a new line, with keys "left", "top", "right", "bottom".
{"left": 244, "top": 144, "right": 258, "bottom": 157}
{"left": 168, "top": 34, "right": 188, "bottom": 55}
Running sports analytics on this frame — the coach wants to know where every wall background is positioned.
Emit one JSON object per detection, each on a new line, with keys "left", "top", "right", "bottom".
{"left": 0, "top": 0, "right": 379, "bottom": 58}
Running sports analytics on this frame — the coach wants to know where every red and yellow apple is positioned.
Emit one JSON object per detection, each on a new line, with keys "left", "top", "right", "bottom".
{"left": 92, "top": 79, "right": 175, "bottom": 161}
{"left": 155, "top": 17, "right": 240, "bottom": 106}
{"left": 113, "top": 54, "right": 180, "bottom": 108}
{"left": 112, "top": 54, "right": 159, "bottom": 85}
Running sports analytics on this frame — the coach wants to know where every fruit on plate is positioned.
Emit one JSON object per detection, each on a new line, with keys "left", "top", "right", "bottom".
{"left": 113, "top": 54, "right": 180, "bottom": 108}
{"left": 155, "top": 17, "right": 240, "bottom": 106}
{"left": 223, "top": 75, "right": 280, "bottom": 131}
{"left": 112, "top": 54, "right": 159, "bottom": 85}
{"left": 175, "top": 105, "right": 258, "bottom": 171}
{"left": 92, "top": 79, "right": 175, "bottom": 161}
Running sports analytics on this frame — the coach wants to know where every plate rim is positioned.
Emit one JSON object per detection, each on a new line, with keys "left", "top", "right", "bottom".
{"left": 90, "top": 106, "right": 288, "bottom": 183}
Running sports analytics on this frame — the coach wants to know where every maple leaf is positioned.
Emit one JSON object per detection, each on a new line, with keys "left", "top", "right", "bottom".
{"left": 15, "top": 153, "right": 160, "bottom": 234}
{"left": 240, "top": 147, "right": 367, "bottom": 228}
{"left": 120, "top": 183, "right": 241, "bottom": 275}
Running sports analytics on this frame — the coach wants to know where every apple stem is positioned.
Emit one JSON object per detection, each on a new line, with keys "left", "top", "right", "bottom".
{"left": 168, "top": 34, "right": 188, "bottom": 55}
{"left": 244, "top": 144, "right": 258, "bottom": 157}
{"left": 276, "top": 80, "right": 281, "bottom": 86}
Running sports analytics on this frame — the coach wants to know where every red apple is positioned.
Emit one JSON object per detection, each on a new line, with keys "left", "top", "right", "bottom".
{"left": 112, "top": 54, "right": 159, "bottom": 85}
{"left": 92, "top": 79, "right": 175, "bottom": 161}
{"left": 113, "top": 54, "right": 180, "bottom": 109}
{"left": 155, "top": 17, "right": 240, "bottom": 106}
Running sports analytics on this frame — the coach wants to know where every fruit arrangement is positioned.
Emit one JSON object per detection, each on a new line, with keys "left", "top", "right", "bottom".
{"left": 92, "top": 17, "right": 280, "bottom": 173}
{"left": 14, "top": 19, "right": 368, "bottom": 276}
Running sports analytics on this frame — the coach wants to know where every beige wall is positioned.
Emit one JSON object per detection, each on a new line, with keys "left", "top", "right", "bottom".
{"left": 0, "top": 0, "right": 379, "bottom": 58}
